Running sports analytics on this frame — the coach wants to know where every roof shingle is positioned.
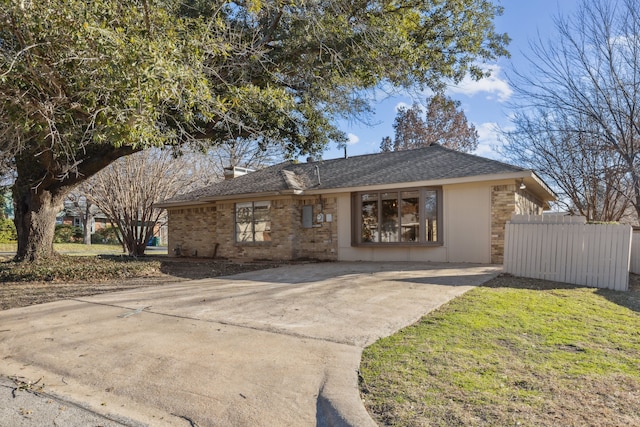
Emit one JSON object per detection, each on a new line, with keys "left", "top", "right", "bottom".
{"left": 165, "top": 145, "right": 527, "bottom": 204}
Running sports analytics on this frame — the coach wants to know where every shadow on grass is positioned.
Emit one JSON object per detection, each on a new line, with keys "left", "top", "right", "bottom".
{"left": 595, "top": 274, "right": 640, "bottom": 314}
{"left": 483, "top": 274, "right": 581, "bottom": 291}
{"left": 484, "top": 273, "right": 640, "bottom": 314}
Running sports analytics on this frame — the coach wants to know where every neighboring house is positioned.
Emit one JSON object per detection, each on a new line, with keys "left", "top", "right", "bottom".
{"left": 57, "top": 200, "right": 168, "bottom": 245}
{"left": 56, "top": 200, "right": 109, "bottom": 233}
{"left": 156, "top": 145, "right": 556, "bottom": 264}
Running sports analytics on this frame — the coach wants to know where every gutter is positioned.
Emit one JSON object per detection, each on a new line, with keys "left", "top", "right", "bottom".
{"left": 155, "top": 170, "right": 556, "bottom": 209}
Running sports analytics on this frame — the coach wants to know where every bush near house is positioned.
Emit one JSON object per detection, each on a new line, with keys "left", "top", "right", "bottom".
{"left": 91, "top": 226, "right": 120, "bottom": 245}
{"left": 53, "top": 224, "right": 83, "bottom": 243}
{"left": 0, "top": 219, "right": 16, "bottom": 243}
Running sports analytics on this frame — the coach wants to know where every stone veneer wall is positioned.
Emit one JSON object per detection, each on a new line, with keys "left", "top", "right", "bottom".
{"left": 216, "top": 199, "right": 297, "bottom": 260}
{"left": 295, "top": 196, "right": 339, "bottom": 260}
{"left": 168, "top": 196, "right": 338, "bottom": 261}
{"left": 167, "top": 205, "right": 217, "bottom": 257}
{"left": 491, "top": 184, "right": 516, "bottom": 264}
{"left": 491, "top": 184, "right": 545, "bottom": 264}
{"left": 516, "top": 188, "right": 544, "bottom": 215}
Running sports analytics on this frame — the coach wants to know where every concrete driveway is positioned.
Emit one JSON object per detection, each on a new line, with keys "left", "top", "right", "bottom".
{"left": 0, "top": 262, "right": 500, "bottom": 426}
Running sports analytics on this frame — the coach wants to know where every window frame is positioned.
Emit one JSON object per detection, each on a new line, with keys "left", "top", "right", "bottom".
{"left": 352, "top": 187, "right": 443, "bottom": 246}
{"left": 234, "top": 201, "right": 272, "bottom": 244}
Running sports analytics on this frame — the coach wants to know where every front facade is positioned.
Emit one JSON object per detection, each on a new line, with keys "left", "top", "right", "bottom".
{"left": 159, "top": 146, "right": 555, "bottom": 264}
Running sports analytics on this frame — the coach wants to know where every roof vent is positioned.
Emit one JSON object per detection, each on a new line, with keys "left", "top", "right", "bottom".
{"left": 306, "top": 156, "right": 315, "bottom": 163}
{"left": 223, "top": 166, "right": 255, "bottom": 180}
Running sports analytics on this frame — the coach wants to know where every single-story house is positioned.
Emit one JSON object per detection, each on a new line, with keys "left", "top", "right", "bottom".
{"left": 57, "top": 200, "right": 109, "bottom": 233}
{"left": 156, "top": 145, "right": 556, "bottom": 264}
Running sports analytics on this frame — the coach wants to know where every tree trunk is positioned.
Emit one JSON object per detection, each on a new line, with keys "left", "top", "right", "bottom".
{"left": 120, "top": 224, "right": 150, "bottom": 257}
{"left": 83, "top": 202, "right": 93, "bottom": 245}
{"left": 11, "top": 145, "right": 138, "bottom": 262}
{"left": 13, "top": 184, "right": 65, "bottom": 262}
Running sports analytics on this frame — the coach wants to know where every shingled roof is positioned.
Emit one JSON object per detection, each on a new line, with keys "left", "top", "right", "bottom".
{"left": 160, "top": 145, "right": 545, "bottom": 206}
{"left": 159, "top": 145, "right": 543, "bottom": 206}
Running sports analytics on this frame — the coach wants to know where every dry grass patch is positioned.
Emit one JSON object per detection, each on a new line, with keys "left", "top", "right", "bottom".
{"left": 0, "top": 256, "right": 163, "bottom": 310}
{"left": 360, "top": 275, "right": 640, "bottom": 427}
{"left": 0, "top": 256, "right": 286, "bottom": 311}
{"left": 0, "top": 255, "right": 161, "bottom": 283}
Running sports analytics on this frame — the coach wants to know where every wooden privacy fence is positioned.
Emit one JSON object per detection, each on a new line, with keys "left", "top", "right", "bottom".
{"left": 504, "top": 215, "right": 632, "bottom": 291}
{"left": 631, "top": 230, "right": 640, "bottom": 275}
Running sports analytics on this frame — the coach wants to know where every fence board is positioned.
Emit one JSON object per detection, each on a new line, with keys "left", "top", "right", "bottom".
{"left": 618, "top": 229, "right": 633, "bottom": 291}
{"left": 631, "top": 230, "right": 640, "bottom": 275}
{"left": 504, "top": 217, "right": 631, "bottom": 291}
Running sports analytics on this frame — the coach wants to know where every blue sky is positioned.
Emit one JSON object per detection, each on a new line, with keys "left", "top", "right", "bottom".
{"left": 319, "top": 1, "right": 580, "bottom": 161}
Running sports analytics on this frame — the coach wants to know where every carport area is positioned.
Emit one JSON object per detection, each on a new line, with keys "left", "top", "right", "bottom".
{"left": 0, "top": 262, "right": 500, "bottom": 426}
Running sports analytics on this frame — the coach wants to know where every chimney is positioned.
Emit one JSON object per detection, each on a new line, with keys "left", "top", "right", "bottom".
{"left": 223, "top": 166, "right": 255, "bottom": 180}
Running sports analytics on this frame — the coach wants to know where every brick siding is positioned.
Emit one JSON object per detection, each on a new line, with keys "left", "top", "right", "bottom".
{"left": 491, "top": 185, "right": 545, "bottom": 264}
{"left": 491, "top": 184, "right": 516, "bottom": 264}
{"left": 167, "top": 196, "right": 338, "bottom": 261}
{"left": 167, "top": 205, "right": 217, "bottom": 257}
{"left": 295, "top": 196, "right": 339, "bottom": 260}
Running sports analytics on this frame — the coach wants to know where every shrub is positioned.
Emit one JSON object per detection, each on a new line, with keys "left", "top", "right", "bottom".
{"left": 0, "top": 218, "right": 17, "bottom": 243}
{"left": 91, "top": 226, "right": 120, "bottom": 245}
{"left": 54, "top": 224, "right": 83, "bottom": 243}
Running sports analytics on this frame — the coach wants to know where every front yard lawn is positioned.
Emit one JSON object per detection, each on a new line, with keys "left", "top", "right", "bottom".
{"left": 360, "top": 275, "right": 640, "bottom": 427}
{"left": 0, "top": 242, "right": 167, "bottom": 255}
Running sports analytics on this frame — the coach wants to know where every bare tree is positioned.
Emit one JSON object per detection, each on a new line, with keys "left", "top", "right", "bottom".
{"left": 501, "top": 109, "right": 632, "bottom": 221}
{"left": 504, "top": 0, "right": 640, "bottom": 222}
{"left": 88, "top": 149, "right": 201, "bottom": 256}
{"left": 380, "top": 136, "right": 393, "bottom": 153}
{"left": 380, "top": 95, "right": 478, "bottom": 153}
{"left": 424, "top": 95, "right": 479, "bottom": 153}
{"left": 65, "top": 190, "right": 96, "bottom": 245}
{"left": 197, "top": 138, "right": 287, "bottom": 177}
{"left": 391, "top": 103, "right": 429, "bottom": 151}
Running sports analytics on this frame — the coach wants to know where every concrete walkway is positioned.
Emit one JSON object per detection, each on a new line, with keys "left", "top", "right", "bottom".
{"left": 0, "top": 262, "right": 501, "bottom": 426}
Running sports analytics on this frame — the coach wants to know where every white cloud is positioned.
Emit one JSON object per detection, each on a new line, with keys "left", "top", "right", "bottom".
{"left": 394, "top": 101, "right": 411, "bottom": 112}
{"left": 473, "top": 122, "right": 503, "bottom": 159}
{"left": 447, "top": 64, "right": 512, "bottom": 102}
{"left": 394, "top": 101, "right": 427, "bottom": 114}
{"left": 347, "top": 133, "right": 360, "bottom": 145}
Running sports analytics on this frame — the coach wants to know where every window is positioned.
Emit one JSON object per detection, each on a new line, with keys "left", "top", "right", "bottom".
{"left": 356, "top": 188, "right": 441, "bottom": 245}
{"left": 235, "top": 201, "right": 271, "bottom": 243}
{"left": 400, "top": 191, "right": 419, "bottom": 242}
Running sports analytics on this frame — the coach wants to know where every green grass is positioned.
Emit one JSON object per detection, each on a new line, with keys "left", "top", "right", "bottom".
{"left": 0, "top": 242, "right": 166, "bottom": 256}
{"left": 360, "top": 275, "right": 640, "bottom": 427}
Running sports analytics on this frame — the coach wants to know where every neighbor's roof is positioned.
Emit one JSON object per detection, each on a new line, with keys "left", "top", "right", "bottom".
{"left": 159, "top": 145, "right": 553, "bottom": 206}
